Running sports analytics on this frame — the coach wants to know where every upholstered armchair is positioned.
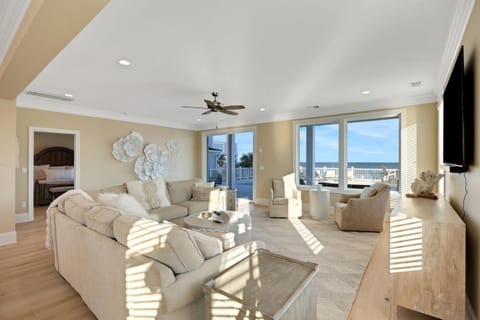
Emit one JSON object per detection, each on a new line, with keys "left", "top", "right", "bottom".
{"left": 269, "top": 173, "right": 302, "bottom": 218}
{"left": 334, "top": 182, "right": 390, "bottom": 232}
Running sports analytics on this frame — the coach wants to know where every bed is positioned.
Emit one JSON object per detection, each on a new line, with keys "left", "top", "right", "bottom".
{"left": 34, "top": 147, "right": 74, "bottom": 206}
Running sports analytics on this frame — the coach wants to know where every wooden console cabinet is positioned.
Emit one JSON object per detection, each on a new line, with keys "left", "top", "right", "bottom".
{"left": 350, "top": 196, "right": 465, "bottom": 320}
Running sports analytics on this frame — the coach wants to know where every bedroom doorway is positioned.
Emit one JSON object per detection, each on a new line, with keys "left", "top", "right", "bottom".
{"left": 28, "top": 127, "right": 80, "bottom": 222}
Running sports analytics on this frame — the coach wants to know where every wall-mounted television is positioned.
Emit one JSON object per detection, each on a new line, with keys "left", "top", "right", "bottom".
{"left": 442, "top": 46, "right": 472, "bottom": 173}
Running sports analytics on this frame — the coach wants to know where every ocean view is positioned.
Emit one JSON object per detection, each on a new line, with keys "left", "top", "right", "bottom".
{"left": 300, "top": 162, "right": 399, "bottom": 169}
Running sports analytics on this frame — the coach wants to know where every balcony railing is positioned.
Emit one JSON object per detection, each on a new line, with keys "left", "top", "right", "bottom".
{"left": 207, "top": 167, "right": 254, "bottom": 182}
{"left": 300, "top": 166, "right": 399, "bottom": 189}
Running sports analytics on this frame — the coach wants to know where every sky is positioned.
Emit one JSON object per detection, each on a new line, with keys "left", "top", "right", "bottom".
{"left": 210, "top": 132, "right": 253, "bottom": 161}
{"left": 299, "top": 118, "right": 399, "bottom": 163}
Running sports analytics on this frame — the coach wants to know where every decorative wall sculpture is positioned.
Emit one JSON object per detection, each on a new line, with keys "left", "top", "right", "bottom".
{"left": 112, "top": 131, "right": 144, "bottom": 162}
{"left": 112, "top": 132, "right": 180, "bottom": 180}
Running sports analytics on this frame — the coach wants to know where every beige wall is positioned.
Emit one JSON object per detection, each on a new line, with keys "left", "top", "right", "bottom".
{"left": 445, "top": 2, "right": 480, "bottom": 317}
{"left": 34, "top": 132, "right": 75, "bottom": 154}
{"left": 16, "top": 108, "right": 200, "bottom": 213}
{"left": 0, "top": 99, "right": 17, "bottom": 234}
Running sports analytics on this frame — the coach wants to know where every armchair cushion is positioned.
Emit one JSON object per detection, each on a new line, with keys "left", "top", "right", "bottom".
{"left": 272, "top": 178, "right": 285, "bottom": 198}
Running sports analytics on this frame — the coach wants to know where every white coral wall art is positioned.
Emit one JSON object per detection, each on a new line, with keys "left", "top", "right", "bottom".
{"left": 113, "top": 132, "right": 181, "bottom": 181}
{"left": 135, "top": 144, "right": 170, "bottom": 180}
{"left": 112, "top": 131, "right": 144, "bottom": 162}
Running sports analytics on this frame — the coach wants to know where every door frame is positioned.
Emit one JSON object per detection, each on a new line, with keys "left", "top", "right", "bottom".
{"left": 201, "top": 126, "right": 256, "bottom": 201}
{"left": 28, "top": 127, "right": 80, "bottom": 221}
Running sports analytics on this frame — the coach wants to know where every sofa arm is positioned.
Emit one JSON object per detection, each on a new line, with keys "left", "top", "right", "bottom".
{"left": 339, "top": 193, "right": 360, "bottom": 203}
{"left": 270, "top": 188, "right": 274, "bottom": 204}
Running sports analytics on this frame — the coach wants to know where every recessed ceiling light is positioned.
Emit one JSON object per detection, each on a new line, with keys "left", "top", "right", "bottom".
{"left": 410, "top": 81, "right": 422, "bottom": 87}
{"left": 361, "top": 90, "right": 371, "bottom": 95}
{"left": 117, "top": 59, "right": 131, "bottom": 66}
{"left": 64, "top": 93, "right": 73, "bottom": 98}
{"left": 259, "top": 107, "right": 266, "bottom": 111}
{"left": 196, "top": 118, "right": 202, "bottom": 122}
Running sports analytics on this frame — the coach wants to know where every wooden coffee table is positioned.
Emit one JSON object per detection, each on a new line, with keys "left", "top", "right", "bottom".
{"left": 204, "top": 249, "right": 319, "bottom": 320}
{"left": 184, "top": 211, "right": 252, "bottom": 248}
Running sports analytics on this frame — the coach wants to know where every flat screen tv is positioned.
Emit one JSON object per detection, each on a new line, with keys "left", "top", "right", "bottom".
{"left": 443, "top": 46, "right": 472, "bottom": 173}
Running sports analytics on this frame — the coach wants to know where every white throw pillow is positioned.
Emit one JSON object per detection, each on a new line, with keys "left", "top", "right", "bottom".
{"left": 97, "top": 193, "right": 149, "bottom": 218}
{"left": 34, "top": 165, "right": 49, "bottom": 180}
{"left": 126, "top": 178, "right": 171, "bottom": 210}
{"left": 44, "top": 168, "right": 75, "bottom": 181}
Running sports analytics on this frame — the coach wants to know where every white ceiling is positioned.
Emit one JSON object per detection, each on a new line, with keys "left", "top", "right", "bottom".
{"left": 17, "top": 0, "right": 467, "bottom": 130}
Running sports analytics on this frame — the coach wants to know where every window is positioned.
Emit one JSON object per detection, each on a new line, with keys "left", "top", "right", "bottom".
{"left": 296, "top": 113, "right": 400, "bottom": 191}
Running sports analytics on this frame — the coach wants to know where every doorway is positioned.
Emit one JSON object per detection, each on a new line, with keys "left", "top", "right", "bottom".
{"left": 205, "top": 130, "right": 254, "bottom": 200}
{"left": 28, "top": 127, "right": 80, "bottom": 221}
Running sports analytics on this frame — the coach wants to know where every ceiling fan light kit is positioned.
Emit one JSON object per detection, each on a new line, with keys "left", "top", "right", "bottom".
{"left": 181, "top": 92, "right": 246, "bottom": 116}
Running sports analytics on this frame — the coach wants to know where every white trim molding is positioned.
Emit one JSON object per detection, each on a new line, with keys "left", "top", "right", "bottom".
{"left": 0, "top": 231, "right": 17, "bottom": 246}
{"left": 15, "top": 213, "right": 29, "bottom": 224}
{"left": 28, "top": 127, "right": 80, "bottom": 222}
{"left": 436, "top": 0, "right": 475, "bottom": 95}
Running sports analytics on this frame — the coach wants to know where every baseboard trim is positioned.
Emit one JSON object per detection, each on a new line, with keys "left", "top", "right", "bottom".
{"left": 0, "top": 231, "right": 17, "bottom": 246}
{"left": 466, "top": 295, "right": 476, "bottom": 320}
{"left": 16, "top": 212, "right": 29, "bottom": 223}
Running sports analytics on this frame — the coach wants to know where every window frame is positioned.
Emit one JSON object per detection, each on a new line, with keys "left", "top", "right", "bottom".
{"left": 293, "top": 110, "right": 404, "bottom": 192}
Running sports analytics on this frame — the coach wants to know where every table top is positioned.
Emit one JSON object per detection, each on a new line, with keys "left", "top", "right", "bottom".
{"left": 184, "top": 210, "right": 250, "bottom": 231}
{"left": 204, "top": 249, "right": 318, "bottom": 318}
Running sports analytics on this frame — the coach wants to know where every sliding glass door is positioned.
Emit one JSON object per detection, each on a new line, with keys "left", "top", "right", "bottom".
{"left": 206, "top": 131, "right": 254, "bottom": 199}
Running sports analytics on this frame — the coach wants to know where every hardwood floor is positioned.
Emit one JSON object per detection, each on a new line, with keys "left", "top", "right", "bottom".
{"left": 0, "top": 207, "right": 95, "bottom": 320}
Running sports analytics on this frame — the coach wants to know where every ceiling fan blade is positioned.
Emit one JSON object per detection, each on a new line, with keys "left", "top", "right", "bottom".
{"left": 204, "top": 99, "right": 215, "bottom": 108}
{"left": 181, "top": 106, "right": 208, "bottom": 109}
{"left": 202, "top": 110, "right": 213, "bottom": 115}
{"left": 223, "top": 105, "right": 245, "bottom": 110}
{"left": 221, "top": 109, "right": 238, "bottom": 115}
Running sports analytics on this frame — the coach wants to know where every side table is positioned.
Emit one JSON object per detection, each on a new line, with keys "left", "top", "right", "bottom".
{"left": 309, "top": 187, "right": 330, "bottom": 220}
{"left": 204, "top": 249, "right": 319, "bottom": 320}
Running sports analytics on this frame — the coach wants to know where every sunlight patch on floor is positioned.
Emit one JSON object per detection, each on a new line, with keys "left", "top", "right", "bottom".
{"left": 289, "top": 218, "right": 324, "bottom": 255}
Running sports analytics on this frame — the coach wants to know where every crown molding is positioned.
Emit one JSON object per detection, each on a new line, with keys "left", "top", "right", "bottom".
{"left": 0, "top": 0, "right": 30, "bottom": 65}
{"left": 435, "top": 0, "right": 475, "bottom": 95}
{"left": 17, "top": 92, "right": 436, "bottom": 132}
{"left": 16, "top": 94, "right": 197, "bottom": 131}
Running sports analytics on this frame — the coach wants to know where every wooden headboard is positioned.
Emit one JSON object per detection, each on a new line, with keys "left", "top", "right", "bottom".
{"left": 34, "top": 147, "right": 74, "bottom": 166}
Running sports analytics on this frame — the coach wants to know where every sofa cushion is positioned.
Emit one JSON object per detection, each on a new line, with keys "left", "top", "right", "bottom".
{"left": 63, "top": 194, "right": 98, "bottom": 225}
{"left": 113, "top": 216, "right": 204, "bottom": 274}
{"left": 272, "top": 198, "right": 288, "bottom": 205}
{"left": 84, "top": 205, "right": 122, "bottom": 238}
{"left": 176, "top": 200, "right": 209, "bottom": 214}
{"left": 148, "top": 205, "right": 188, "bottom": 222}
{"left": 194, "top": 181, "right": 215, "bottom": 188}
{"left": 166, "top": 178, "right": 201, "bottom": 203}
{"left": 97, "top": 193, "right": 149, "bottom": 217}
{"left": 126, "top": 178, "right": 171, "bottom": 210}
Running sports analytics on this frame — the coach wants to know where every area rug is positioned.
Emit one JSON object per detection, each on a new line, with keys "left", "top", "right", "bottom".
{"left": 250, "top": 207, "right": 379, "bottom": 320}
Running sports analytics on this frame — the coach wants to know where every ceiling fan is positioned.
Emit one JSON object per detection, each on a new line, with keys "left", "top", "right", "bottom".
{"left": 182, "top": 92, "right": 246, "bottom": 115}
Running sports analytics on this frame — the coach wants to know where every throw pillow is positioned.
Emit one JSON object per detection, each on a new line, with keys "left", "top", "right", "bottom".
{"left": 194, "top": 181, "right": 215, "bottom": 188}
{"left": 191, "top": 186, "right": 215, "bottom": 201}
{"left": 113, "top": 216, "right": 204, "bottom": 274}
{"left": 97, "top": 193, "right": 149, "bottom": 218}
{"left": 34, "top": 165, "right": 49, "bottom": 180}
{"left": 360, "top": 187, "right": 377, "bottom": 199}
{"left": 272, "top": 178, "right": 285, "bottom": 198}
{"left": 126, "top": 178, "right": 171, "bottom": 210}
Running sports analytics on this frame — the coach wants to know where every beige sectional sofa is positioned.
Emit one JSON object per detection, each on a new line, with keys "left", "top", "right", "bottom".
{"left": 50, "top": 192, "right": 263, "bottom": 320}
{"left": 88, "top": 178, "right": 226, "bottom": 225}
